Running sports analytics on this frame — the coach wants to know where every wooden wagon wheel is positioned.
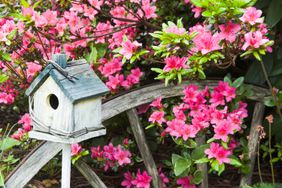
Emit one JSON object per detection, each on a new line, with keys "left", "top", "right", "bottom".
{"left": 5, "top": 80, "right": 270, "bottom": 188}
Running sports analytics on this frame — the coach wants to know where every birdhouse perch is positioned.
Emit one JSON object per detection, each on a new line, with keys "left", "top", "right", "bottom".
{"left": 26, "top": 54, "right": 109, "bottom": 144}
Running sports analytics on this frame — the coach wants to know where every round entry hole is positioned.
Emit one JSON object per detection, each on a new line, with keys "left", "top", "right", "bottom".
{"left": 48, "top": 94, "right": 59, "bottom": 110}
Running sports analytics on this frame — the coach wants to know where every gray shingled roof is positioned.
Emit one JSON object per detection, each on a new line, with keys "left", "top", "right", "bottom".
{"left": 25, "top": 59, "right": 109, "bottom": 103}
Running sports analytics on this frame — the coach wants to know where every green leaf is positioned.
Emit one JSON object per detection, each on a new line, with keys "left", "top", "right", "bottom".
{"left": 224, "top": 74, "right": 232, "bottom": 85}
{"left": 232, "top": 77, "right": 244, "bottom": 88}
{"left": 198, "top": 69, "right": 206, "bottom": 79}
{"left": 2, "top": 52, "right": 11, "bottom": 61}
{"left": 266, "top": 0, "right": 282, "bottom": 28}
{"left": 0, "top": 171, "right": 4, "bottom": 187}
{"left": 207, "top": 137, "right": 215, "bottom": 143}
{"left": 172, "top": 154, "right": 182, "bottom": 165}
{"left": 253, "top": 51, "right": 261, "bottom": 61}
{"left": 218, "top": 163, "right": 225, "bottom": 175}
{"left": 0, "top": 74, "right": 9, "bottom": 83}
{"left": 0, "top": 137, "right": 21, "bottom": 151}
{"left": 211, "top": 160, "right": 219, "bottom": 171}
{"left": 190, "top": 0, "right": 204, "bottom": 7}
{"left": 264, "top": 96, "right": 275, "bottom": 107}
{"left": 195, "top": 157, "right": 209, "bottom": 164}
{"left": 174, "top": 158, "right": 191, "bottom": 176}
{"left": 191, "top": 144, "right": 209, "bottom": 160}
{"left": 191, "top": 170, "right": 203, "bottom": 184}
{"left": 151, "top": 68, "right": 163, "bottom": 74}
{"left": 32, "top": 0, "right": 42, "bottom": 8}
{"left": 229, "top": 157, "right": 242, "bottom": 167}
{"left": 21, "top": 0, "right": 29, "bottom": 8}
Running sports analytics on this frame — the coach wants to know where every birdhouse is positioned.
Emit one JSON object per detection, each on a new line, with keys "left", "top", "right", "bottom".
{"left": 25, "top": 54, "right": 109, "bottom": 144}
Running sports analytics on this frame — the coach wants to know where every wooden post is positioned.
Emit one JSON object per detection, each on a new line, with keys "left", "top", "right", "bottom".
{"left": 240, "top": 102, "right": 265, "bottom": 187}
{"left": 196, "top": 136, "right": 208, "bottom": 188}
{"left": 62, "top": 144, "right": 71, "bottom": 188}
{"left": 126, "top": 109, "right": 163, "bottom": 188}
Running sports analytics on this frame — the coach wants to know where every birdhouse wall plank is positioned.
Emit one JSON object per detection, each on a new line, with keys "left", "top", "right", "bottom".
{"left": 33, "top": 77, "right": 74, "bottom": 134}
{"left": 73, "top": 97, "right": 102, "bottom": 131}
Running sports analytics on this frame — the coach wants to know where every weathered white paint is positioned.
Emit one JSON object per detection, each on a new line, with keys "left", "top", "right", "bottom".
{"left": 29, "top": 129, "right": 106, "bottom": 144}
{"left": 62, "top": 144, "right": 71, "bottom": 188}
{"left": 32, "top": 77, "right": 74, "bottom": 133}
{"left": 74, "top": 97, "right": 102, "bottom": 131}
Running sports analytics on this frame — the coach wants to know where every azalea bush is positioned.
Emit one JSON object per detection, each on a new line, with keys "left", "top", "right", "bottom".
{"left": 146, "top": 77, "right": 251, "bottom": 187}
{"left": 0, "top": 0, "right": 281, "bottom": 187}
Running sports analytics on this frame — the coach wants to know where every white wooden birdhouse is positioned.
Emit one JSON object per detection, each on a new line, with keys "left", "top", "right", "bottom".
{"left": 26, "top": 54, "right": 109, "bottom": 144}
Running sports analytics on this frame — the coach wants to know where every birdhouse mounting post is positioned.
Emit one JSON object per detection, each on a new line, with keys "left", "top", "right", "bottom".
{"left": 62, "top": 144, "right": 71, "bottom": 188}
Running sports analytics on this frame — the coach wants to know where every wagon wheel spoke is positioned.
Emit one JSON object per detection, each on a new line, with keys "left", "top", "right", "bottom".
{"left": 126, "top": 108, "right": 163, "bottom": 188}
{"left": 74, "top": 160, "right": 107, "bottom": 188}
{"left": 5, "top": 142, "right": 64, "bottom": 188}
{"left": 240, "top": 102, "right": 265, "bottom": 187}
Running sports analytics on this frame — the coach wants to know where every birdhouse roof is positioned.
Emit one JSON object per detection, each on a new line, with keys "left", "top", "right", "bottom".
{"left": 25, "top": 59, "right": 109, "bottom": 103}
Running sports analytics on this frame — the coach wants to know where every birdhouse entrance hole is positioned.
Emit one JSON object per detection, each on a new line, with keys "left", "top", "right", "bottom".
{"left": 47, "top": 94, "right": 59, "bottom": 110}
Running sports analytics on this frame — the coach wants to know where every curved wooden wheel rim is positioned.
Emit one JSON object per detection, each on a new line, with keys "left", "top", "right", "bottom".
{"left": 5, "top": 81, "right": 269, "bottom": 187}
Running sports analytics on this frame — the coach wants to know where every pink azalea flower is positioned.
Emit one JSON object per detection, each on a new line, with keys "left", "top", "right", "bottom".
{"left": 42, "top": 10, "right": 58, "bottom": 26}
{"left": 138, "top": 1, "right": 157, "bottom": 19}
{"left": 158, "top": 168, "right": 169, "bottom": 188}
{"left": 106, "top": 74, "right": 124, "bottom": 91}
{"left": 165, "top": 119, "right": 182, "bottom": 138}
{"left": 95, "top": 22, "right": 112, "bottom": 43}
{"left": 164, "top": 24, "right": 186, "bottom": 35}
{"left": 149, "top": 111, "right": 165, "bottom": 124}
{"left": 240, "top": 7, "right": 263, "bottom": 25}
{"left": 71, "top": 143, "right": 82, "bottom": 156}
{"left": 176, "top": 176, "right": 196, "bottom": 188}
{"left": 119, "top": 40, "right": 142, "bottom": 59}
{"left": 121, "top": 171, "right": 134, "bottom": 188}
{"left": 219, "top": 21, "right": 241, "bottom": 42}
{"left": 172, "top": 106, "right": 186, "bottom": 121}
{"left": 126, "top": 68, "right": 143, "bottom": 85}
{"left": 11, "top": 128, "right": 26, "bottom": 141}
{"left": 113, "top": 145, "right": 132, "bottom": 166}
{"left": 150, "top": 97, "right": 163, "bottom": 109}
{"left": 32, "top": 12, "right": 47, "bottom": 27}
{"left": 163, "top": 56, "right": 187, "bottom": 72}
{"left": 88, "top": 0, "right": 102, "bottom": 10}
{"left": 213, "top": 120, "right": 234, "bottom": 142}
{"left": 26, "top": 62, "right": 42, "bottom": 79}
{"left": 103, "top": 143, "right": 116, "bottom": 161}
{"left": 18, "top": 113, "right": 32, "bottom": 132}
{"left": 132, "top": 170, "right": 152, "bottom": 188}
{"left": 193, "top": 31, "right": 222, "bottom": 54}
{"left": 182, "top": 124, "right": 197, "bottom": 141}
{"left": 192, "top": 7, "right": 202, "bottom": 18}
{"left": 205, "top": 142, "right": 232, "bottom": 164}
{"left": 242, "top": 31, "right": 269, "bottom": 50}
{"left": 91, "top": 146, "right": 104, "bottom": 160}
{"left": 99, "top": 58, "right": 122, "bottom": 77}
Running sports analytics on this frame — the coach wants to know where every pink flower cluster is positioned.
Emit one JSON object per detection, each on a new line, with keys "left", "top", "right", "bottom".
{"left": 71, "top": 143, "right": 82, "bottom": 156}
{"left": 0, "top": 80, "right": 18, "bottom": 104}
{"left": 104, "top": 67, "right": 143, "bottom": 92}
{"left": 149, "top": 81, "right": 248, "bottom": 165}
{"left": 176, "top": 176, "right": 196, "bottom": 188}
{"left": 121, "top": 169, "right": 169, "bottom": 188}
{"left": 91, "top": 143, "right": 132, "bottom": 171}
{"left": 11, "top": 113, "right": 32, "bottom": 141}
{"left": 163, "top": 56, "right": 188, "bottom": 72}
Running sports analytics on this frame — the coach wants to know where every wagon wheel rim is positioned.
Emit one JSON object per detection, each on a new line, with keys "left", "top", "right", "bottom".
{"left": 5, "top": 80, "right": 269, "bottom": 188}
